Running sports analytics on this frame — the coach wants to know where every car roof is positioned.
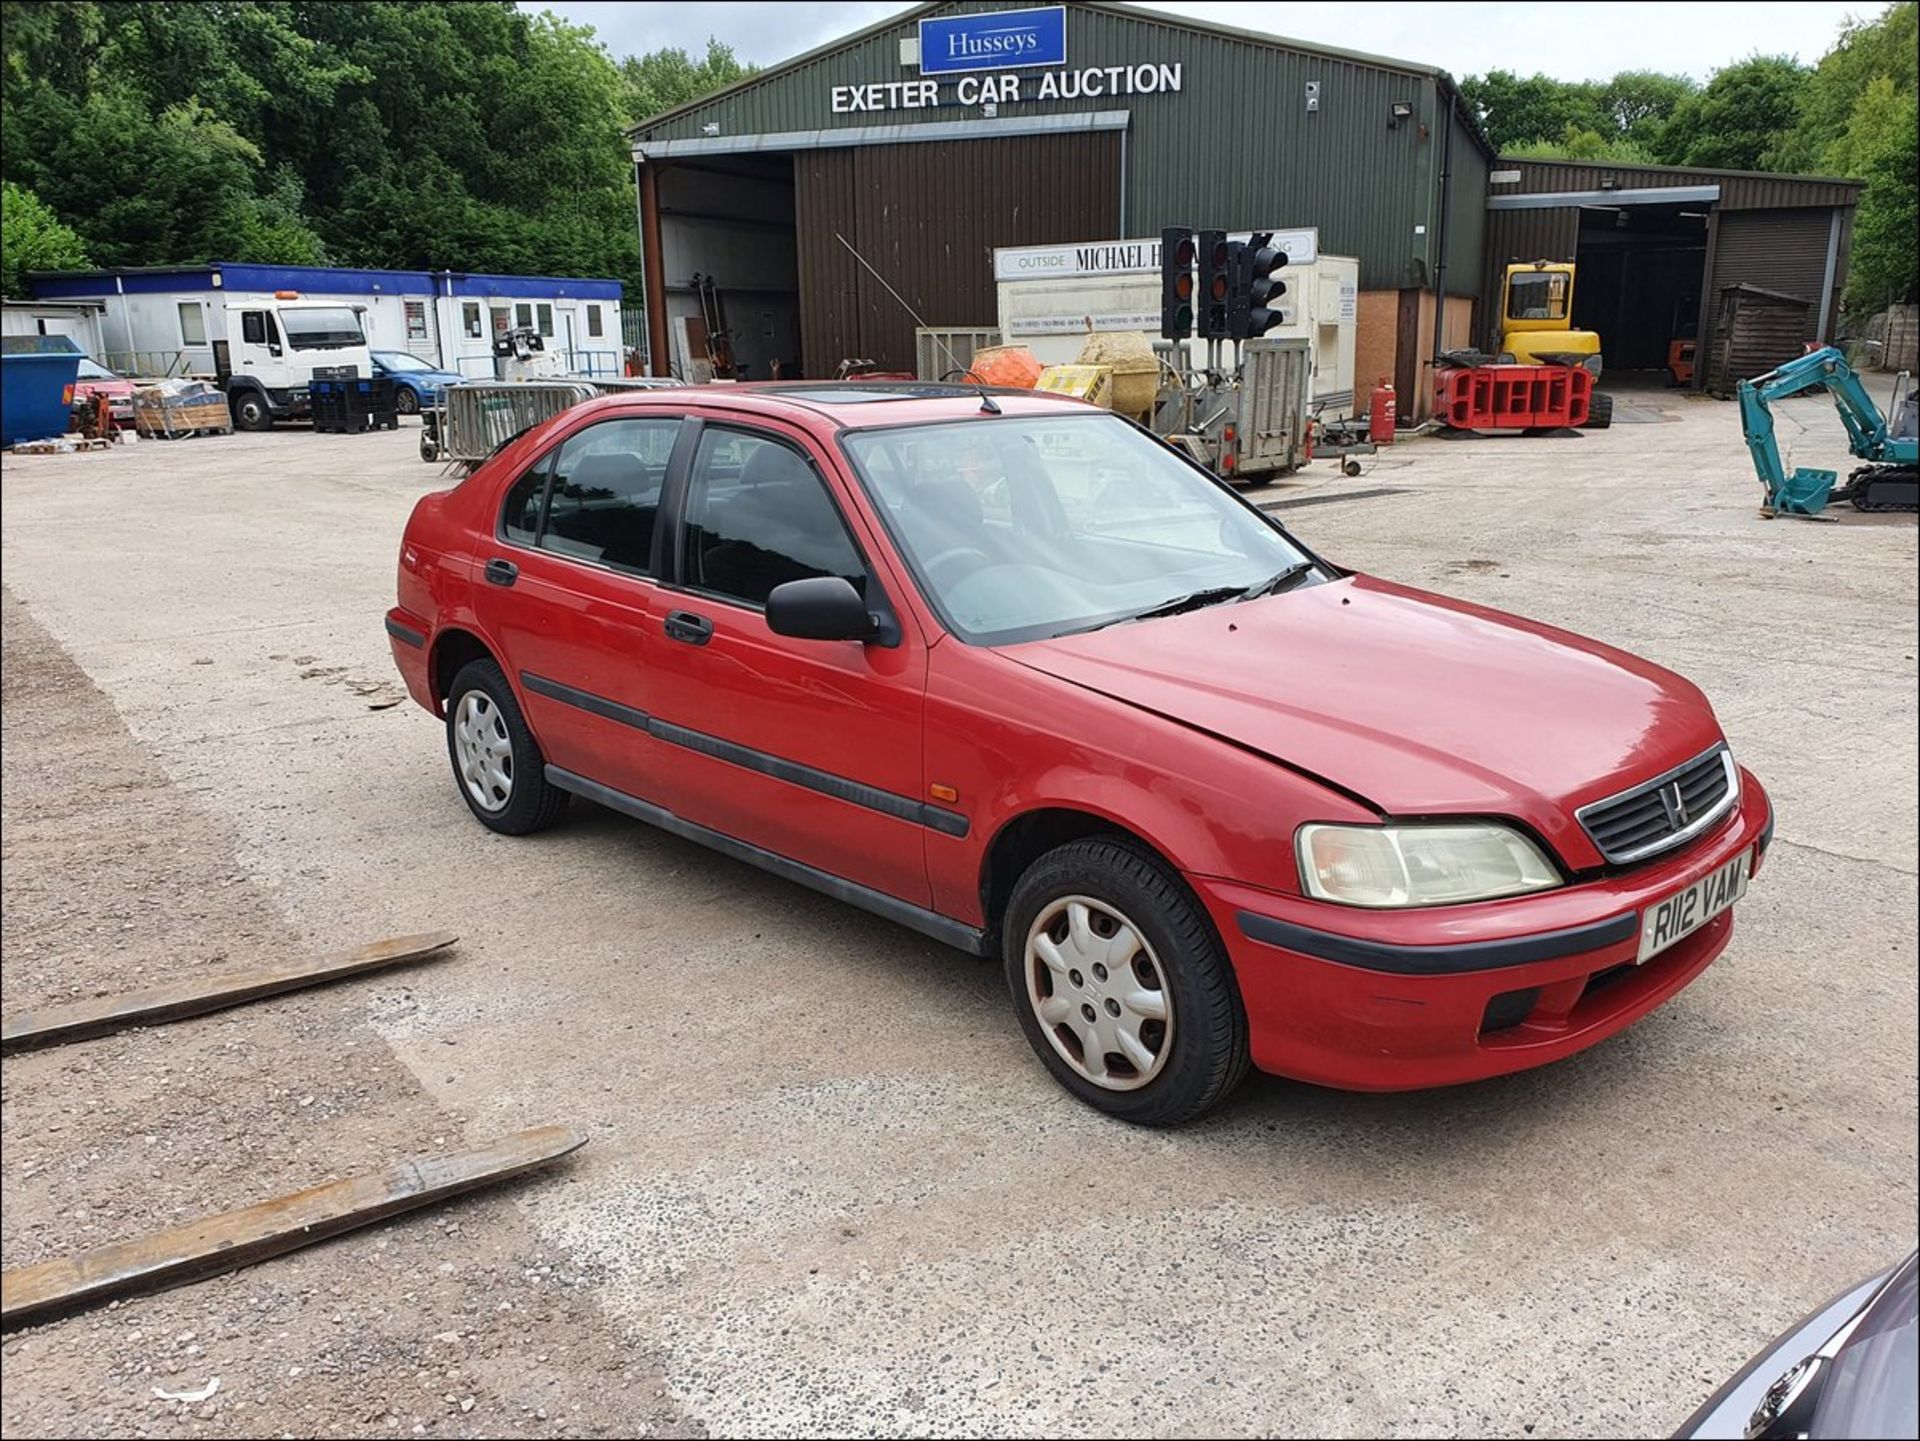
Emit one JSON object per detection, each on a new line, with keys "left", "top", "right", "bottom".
{"left": 558, "top": 382, "right": 1104, "bottom": 431}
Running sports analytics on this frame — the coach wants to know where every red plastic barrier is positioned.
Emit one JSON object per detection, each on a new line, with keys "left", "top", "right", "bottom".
{"left": 1433, "top": 364, "right": 1592, "bottom": 430}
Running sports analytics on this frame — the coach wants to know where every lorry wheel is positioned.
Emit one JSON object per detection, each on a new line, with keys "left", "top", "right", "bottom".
{"left": 1582, "top": 393, "right": 1614, "bottom": 429}
{"left": 230, "top": 391, "right": 273, "bottom": 431}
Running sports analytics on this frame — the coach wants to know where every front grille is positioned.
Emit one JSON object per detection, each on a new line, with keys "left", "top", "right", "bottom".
{"left": 1577, "top": 744, "right": 1737, "bottom": 865}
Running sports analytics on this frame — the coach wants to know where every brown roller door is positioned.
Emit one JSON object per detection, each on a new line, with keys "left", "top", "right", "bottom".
{"left": 1707, "top": 207, "right": 1836, "bottom": 347}
{"left": 794, "top": 131, "right": 1122, "bottom": 379}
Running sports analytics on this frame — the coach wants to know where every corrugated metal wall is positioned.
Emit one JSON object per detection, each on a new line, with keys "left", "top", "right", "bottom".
{"left": 635, "top": 1, "right": 1492, "bottom": 295}
{"left": 793, "top": 133, "right": 1122, "bottom": 377}
{"left": 1489, "top": 159, "right": 1861, "bottom": 211}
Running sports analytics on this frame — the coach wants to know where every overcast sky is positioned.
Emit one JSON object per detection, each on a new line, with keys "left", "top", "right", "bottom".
{"left": 525, "top": 1, "right": 1871, "bottom": 82}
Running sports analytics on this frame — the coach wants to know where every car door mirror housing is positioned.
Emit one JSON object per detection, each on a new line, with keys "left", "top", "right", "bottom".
{"left": 766, "top": 576, "right": 877, "bottom": 642}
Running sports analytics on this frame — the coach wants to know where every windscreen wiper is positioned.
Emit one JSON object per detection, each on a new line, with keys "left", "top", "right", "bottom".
{"left": 1127, "top": 585, "right": 1250, "bottom": 621}
{"left": 1238, "top": 562, "right": 1316, "bottom": 601}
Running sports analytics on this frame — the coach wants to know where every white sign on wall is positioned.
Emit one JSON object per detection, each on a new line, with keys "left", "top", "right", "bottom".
{"left": 993, "top": 229, "right": 1321, "bottom": 282}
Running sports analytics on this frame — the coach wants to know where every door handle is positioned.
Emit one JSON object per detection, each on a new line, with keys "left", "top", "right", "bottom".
{"left": 663, "top": 609, "right": 714, "bottom": 646}
{"left": 484, "top": 557, "right": 518, "bottom": 587}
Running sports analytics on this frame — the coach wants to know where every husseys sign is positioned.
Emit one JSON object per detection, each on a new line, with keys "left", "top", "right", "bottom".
{"left": 829, "top": 6, "right": 1185, "bottom": 114}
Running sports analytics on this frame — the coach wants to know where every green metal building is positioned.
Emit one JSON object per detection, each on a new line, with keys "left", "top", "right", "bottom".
{"left": 627, "top": 1, "right": 1857, "bottom": 408}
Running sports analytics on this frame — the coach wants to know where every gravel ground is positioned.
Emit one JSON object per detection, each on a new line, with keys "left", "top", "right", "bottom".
{"left": 1, "top": 387, "right": 1914, "bottom": 1438}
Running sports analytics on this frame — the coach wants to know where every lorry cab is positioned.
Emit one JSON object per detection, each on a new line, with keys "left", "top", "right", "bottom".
{"left": 218, "top": 292, "right": 373, "bottom": 430}
{"left": 1498, "top": 261, "right": 1602, "bottom": 374}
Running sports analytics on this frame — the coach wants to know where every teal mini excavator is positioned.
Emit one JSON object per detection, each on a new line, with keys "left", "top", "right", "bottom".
{"left": 1739, "top": 346, "right": 1918, "bottom": 517}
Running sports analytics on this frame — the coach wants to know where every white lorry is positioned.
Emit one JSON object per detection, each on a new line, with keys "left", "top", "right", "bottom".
{"left": 212, "top": 293, "right": 374, "bottom": 430}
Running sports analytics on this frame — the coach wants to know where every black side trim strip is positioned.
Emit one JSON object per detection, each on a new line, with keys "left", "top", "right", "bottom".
{"left": 1236, "top": 909, "right": 1640, "bottom": 975}
{"left": 384, "top": 617, "right": 426, "bottom": 649}
{"left": 521, "top": 671, "right": 650, "bottom": 732}
{"left": 520, "top": 671, "right": 970, "bottom": 838}
{"left": 1757, "top": 807, "right": 1775, "bottom": 858}
{"left": 545, "top": 766, "right": 988, "bottom": 956}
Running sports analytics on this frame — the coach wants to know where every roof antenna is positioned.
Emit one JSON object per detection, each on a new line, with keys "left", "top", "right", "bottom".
{"left": 834, "top": 232, "right": 1000, "bottom": 414}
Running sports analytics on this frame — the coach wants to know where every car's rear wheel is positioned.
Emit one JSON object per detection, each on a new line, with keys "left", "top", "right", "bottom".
{"left": 444, "top": 659, "right": 567, "bottom": 835}
{"left": 395, "top": 385, "right": 420, "bottom": 415}
{"left": 1004, "top": 838, "right": 1249, "bottom": 1125}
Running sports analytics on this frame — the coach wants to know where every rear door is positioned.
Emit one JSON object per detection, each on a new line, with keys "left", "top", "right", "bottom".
{"left": 471, "top": 413, "right": 688, "bottom": 804}
{"left": 643, "top": 416, "right": 935, "bottom": 906}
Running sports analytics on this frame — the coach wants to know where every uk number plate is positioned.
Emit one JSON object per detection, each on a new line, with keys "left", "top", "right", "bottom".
{"left": 1637, "top": 850, "right": 1751, "bottom": 963}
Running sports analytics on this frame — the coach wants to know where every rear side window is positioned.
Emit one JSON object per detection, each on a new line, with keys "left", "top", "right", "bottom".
{"left": 502, "top": 418, "right": 680, "bottom": 575}
{"left": 681, "top": 429, "right": 863, "bottom": 608}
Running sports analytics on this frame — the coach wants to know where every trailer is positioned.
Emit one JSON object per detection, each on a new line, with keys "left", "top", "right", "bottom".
{"left": 993, "top": 230, "right": 1358, "bottom": 411}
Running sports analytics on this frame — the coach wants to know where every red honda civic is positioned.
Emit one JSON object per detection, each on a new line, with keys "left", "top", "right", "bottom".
{"left": 386, "top": 384, "right": 1773, "bottom": 1125}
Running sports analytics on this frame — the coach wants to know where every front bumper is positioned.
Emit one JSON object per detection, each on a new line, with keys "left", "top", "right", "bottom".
{"left": 1196, "top": 770, "right": 1773, "bottom": 1091}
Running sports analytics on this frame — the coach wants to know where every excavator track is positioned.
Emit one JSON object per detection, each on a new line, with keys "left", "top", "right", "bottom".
{"left": 1837, "top": 464, "right": 1920, "bottom": 514}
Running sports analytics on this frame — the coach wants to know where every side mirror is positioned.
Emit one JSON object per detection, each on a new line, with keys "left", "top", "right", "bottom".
{"left": 766, "top": 576, "right": 874, "bottom": 642}
{"left": 268, "top": 343, "right": 282, "bottom": 357}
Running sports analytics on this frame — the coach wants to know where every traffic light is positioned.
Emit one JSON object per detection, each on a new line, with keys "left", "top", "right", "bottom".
{"left": 1224, "top": 240, "right": 1250, "bottom": 339}
{"left": 1159, "top": 226, "right": 1194, "bottom": 340}
{"left": 1197, "top": 229, "right": 1230, "bottom": 339}
{"left": 1242, "top": 232, "right": 1289, "bottom": 338}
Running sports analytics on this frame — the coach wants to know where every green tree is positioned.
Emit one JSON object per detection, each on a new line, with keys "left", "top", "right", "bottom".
{"left": 619, "top": 37, "right": 756, "bottom": 126}
{"left": 1459, "top": 69, "right": 1610, "bottom": 151}
{"left": 1844, "top": 88, "right": 1918, "bottom": 308}
{"left": 1600, "top": 71, "right": 1698, "bottom": 147}
{"left": 1654, "top": 56, "right": 1809, "bottom": 169}
{"left": 1508, "top": 124, "right": 1657, "bottom": 165}
{"left": 0, "top": 180, "right": 90, "bottom": 293}
{"left": 1770, "top": 1, "right": 1916, "bottom": 171}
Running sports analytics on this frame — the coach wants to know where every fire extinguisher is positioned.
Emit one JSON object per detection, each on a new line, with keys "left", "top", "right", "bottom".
{"left": 1369, "top": 378, "right": 1396, "bottom": 446}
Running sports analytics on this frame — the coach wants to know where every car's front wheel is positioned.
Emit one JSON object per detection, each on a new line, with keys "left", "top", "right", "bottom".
{"left": 443, "top": 659, "right": 567, "bottom": 834}
{"left": 394, "top": 385, "right": 420, "bottom": 415}
{"left": 1004, "top": 837, "right": 1249, "bottom": 1125}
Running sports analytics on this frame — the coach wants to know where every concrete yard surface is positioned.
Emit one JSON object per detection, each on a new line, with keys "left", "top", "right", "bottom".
{"left": 1, "top": 387, "right": 1914, "bottom": 1439}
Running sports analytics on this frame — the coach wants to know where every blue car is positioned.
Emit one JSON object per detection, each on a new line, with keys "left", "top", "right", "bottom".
{"left": 368, "top": 351, "right": 466, "bottom": 415}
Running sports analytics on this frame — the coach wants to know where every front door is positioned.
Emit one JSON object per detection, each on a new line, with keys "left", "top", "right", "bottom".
{"left": 234, "top": 307, "right": 285, "bottom": 385}
{"left": 645, "top": 418, "right": 932, "bottom": 906}
{"left": 471, "top": 413, "right": 687, "bottom": 803}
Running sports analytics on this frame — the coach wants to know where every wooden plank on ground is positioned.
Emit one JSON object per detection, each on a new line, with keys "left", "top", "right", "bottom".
{"left": 1, "top": 1125, "right": 586, "bottom": 1327}
{"left": 0, "top": 931, "right": 458, "bottom": 1054}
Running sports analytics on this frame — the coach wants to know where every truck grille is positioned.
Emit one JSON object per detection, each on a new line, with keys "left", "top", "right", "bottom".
{"left": 1576, "top": 745, "right": 1738, "bottom": 865}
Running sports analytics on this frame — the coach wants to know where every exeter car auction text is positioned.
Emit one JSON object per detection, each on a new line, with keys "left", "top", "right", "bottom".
{"left": 831, "top": 63, "right": 1183, "bottom": 113}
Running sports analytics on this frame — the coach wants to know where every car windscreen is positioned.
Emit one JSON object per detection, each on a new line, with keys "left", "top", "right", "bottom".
{"left": 841, "top": 413, "right": 1316, "bottom": 646}
{"left": 75, "top": 358, "right": 115, "bottom": 380}
{"left": 280, "top": 307, "right": 366, "bottom": 350}
{"left": 377, "top": 352, "right": 435, "bottom": 372}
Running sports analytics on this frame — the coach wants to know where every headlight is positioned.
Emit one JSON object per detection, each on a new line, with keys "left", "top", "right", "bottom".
{"left": 1296, "top": 822, "right": 1562, "bottom": 908}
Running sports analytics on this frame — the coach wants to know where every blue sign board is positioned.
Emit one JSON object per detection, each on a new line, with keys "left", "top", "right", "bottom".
{"left": 919, "top": 6, "right": 1067, "bottom": 75}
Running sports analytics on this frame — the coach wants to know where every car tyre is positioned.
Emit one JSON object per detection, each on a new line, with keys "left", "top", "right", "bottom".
{"left": 1003, "top": 837, "right": 1250, "bottom": 1126}
{"left": 395, "top": 385, "right": 420, "bottom": 415}
{"left": 444, "top": 659, "right": 567, "bottom": 835}
{"left": 230, "top": 390, "right": 273, "bottom": 431}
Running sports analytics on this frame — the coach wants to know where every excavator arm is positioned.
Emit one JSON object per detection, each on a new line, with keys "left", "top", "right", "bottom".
{"left": 1737, "top": 346, "right": 1918, "bottom": 515}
